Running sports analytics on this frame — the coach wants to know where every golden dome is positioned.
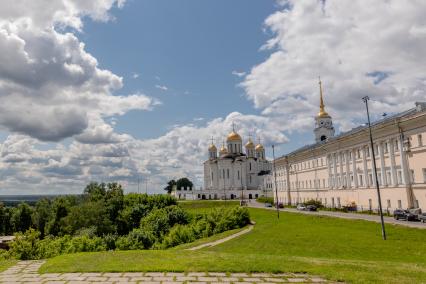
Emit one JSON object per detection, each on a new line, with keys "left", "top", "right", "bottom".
{"left": 245, "top": 138, "right": 255, "bottom": 148}
{"left": 227, "top": 131, "right": 242, "bottom": 142}
{"left": 219, "top": 144, "right": 228, "bottom": 154}
{"left": 208, "top": 144, "right": 217, "bottom": 151}
{"left": 255, "top": 143, "right": 264, "bottom": 151}
{"left": 317, "top": 109, "right": 330, "bottom": 118}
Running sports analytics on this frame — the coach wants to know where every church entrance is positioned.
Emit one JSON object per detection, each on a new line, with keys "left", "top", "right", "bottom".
{"left": 249, "top": 194, "right": 252, "bottom": 199}
{"left": 202, "top": 194, "right": 206, "bottom": 200}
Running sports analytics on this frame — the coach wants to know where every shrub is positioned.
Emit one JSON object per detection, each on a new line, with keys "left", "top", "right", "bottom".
{"left": 256, "top": 197, "right": 274, "bottom": 204}
{"left": 115, "top": 229, "right": 155, "bottom": 250}
{"left": 9, "top": 229, "right": 41, "bottom": 260}
{"left": 162, "top": 225, "right": 196, "bottom": 248}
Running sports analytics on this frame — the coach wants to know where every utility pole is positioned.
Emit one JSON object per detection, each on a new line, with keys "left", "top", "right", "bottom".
{"left": 362, "top": 96, "right": 387, "bottom": 240}
{"left": 137, "top": 176, "right": 140, "bottom": 194}
{"left": 145, "top": 178, "right": 148, "bottom": 195}
{"left": 272, "top": 145, "right": 280, "bottom": 219}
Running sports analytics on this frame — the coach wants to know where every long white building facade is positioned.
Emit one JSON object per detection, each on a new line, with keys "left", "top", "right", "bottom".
{"left": 272, "top": 82, "right": 426, "bottom": 212}
{"left": 197, "top": 130, "right": 272, "bottom": 200}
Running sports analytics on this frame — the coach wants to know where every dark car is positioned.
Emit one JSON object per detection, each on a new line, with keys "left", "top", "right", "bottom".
{"left": 264, "top": 203, "right": 273, "bottom": 208}
{"left": 393, "top": 209, "right": 416, "bottom": 221}
{"left": 418, "top": 213, "right": 426, "bottom": 223}
{"left": 306, "top": 205, "right": 317, "bottom": 211}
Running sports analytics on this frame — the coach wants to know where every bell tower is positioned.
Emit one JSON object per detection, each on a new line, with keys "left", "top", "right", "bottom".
{"left": 314, "top": 78, "right": 335, "bottom": 142}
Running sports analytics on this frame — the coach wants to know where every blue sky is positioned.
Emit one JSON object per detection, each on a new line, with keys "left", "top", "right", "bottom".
{"left": 0, "top": 0, "right": 425, "bottom": 194}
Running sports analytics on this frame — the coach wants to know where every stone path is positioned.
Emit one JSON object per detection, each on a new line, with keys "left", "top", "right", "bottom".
{"left": 0, "top": 260, "right": 332, "bottom": 283}
{"left": 187, "top": 224, "right": 254, "bottom": 251}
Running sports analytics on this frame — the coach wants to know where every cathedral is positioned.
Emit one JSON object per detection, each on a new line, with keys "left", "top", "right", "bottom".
{"left": 196, "top": 129, "right": 272, "bottom": 200}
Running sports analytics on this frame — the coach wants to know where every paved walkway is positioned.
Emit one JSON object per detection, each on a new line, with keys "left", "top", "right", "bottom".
{"left": 248, "top": 201, "right": 426, "bottom": 229}
{"left": 187, "top": 224, "right": 254, "bottom": 251}
{"left": 0, "top": 260, "right": 332, "bottom": 283}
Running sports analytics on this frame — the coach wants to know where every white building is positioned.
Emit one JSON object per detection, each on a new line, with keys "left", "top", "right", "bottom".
{"left": 272, "top": 80, "right": 426, "bottom": 212}
{"left": 195, "top": 129, "right": 272, "bottom": 200}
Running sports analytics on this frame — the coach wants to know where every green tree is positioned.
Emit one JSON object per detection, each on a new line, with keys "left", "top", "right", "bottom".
{"left": 45, "top": 196, "right": 75, "bottom": 236}
{"left": 32, "top": 199, "right": 52, "bottom": 237}
{"left": 11, "top": 203, "right": 33, "bottom": 233}
{"left": 84, "top": 182, "right": 107, "bottom": 202}
{"left": 176, "top": 177, "right": 193, "bottom": 191}
{"left": 164, "top": 179, "right": 176, "bottom": 194}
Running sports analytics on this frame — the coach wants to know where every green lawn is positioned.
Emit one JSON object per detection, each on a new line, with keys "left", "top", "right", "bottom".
{"left": 0, "top": 259, "right": 17, "bottom": 272}
{"left": 40, "top": 205, "right": 426, "bottom": 284}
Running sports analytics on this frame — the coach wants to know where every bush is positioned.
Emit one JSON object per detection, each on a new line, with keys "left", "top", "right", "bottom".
{"left": 9, "top": 229, "right": 40, "bottom": 260}
{"left": 256, "top": 197, "right": 274, "bottom": 204}
{"left": 162, "top": 225, "right": 196, "bottom": 248}
{"left": 115, "top": 229, "right": 155, "bottom": 250}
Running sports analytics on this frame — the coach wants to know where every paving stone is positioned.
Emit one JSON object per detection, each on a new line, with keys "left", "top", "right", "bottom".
{"left": 62, "top": 276, "right": 87, "bottom": 281}
{"left": 123, "top": 272, "right": 145, "bottom": 277}
{"left": 287, "top": 278, "right": 307, "bottom": 283}
{"left": 187, "top": 272, "right": 207, "bottom": 276}
{"left": 153, "top": 276, "right": 175, "bottom": 281}
{"left": 186, "top": 282, "right": 207, "bottom": 284}
{"left": 198, "top": 276, "right": 219, "bottom": 282}
{"left": 131, "top": 276, "right": 154, "bottom": 281}
{"left": 242, "top": 277, "right": 263, "bottom": 282}
{"left": 86, "top": 276, "right": 109, "bottom": 281}
{"left": 208, "top": 272, "right": 227, "bottom": 277}
{"left": 220, "top": 277, "right": 240, "bottom": 282}
{"left": 44, "top": 281, "right": 67, "bottom": 284}
{"left": 40, "top": 273, "right": 63, "bottom": 278}
{"left": 310, "top": 278, "right": 327, "bottom": 283}
{"left": 103, "top": 272, "right": 123, "bottom": 277}
{"left": 166, "top": 272, "right": 185, "bottom": 276}
{"left": 162, "top": 282, "right": 183, "bottom": 284}
{"left": 146, "top": 272, "right": 165, "bottom": 277}
{"left": 234, "top": 282, "right": 252, "bottom": 284}
{"left": 81, "top": 272, "right": 103, "bottom": 277}
{"left": 176, "top": 276, "right": 197, "bottom": 281}
{"left": 108, "top": 276, "right": 130, "bottom": 282}
{"left": 68, "top": 282, "right": 92, "bottom": 284}
{"left": 263, "top": 278, "right": 286, "bottom": 282}
{"left": 231, "top": 273, "right": 250, "bottom": 277}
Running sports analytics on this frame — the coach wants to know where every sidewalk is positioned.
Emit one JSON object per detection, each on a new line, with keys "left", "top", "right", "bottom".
{"left": 0, "top": 260, "right": 331, "bottom": 283}
{"left": 249, "top": 201, "right": 426, "bottom": 229}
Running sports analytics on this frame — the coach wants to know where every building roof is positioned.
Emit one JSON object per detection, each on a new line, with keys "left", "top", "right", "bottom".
{"left": 281, "top": 102, "right": 425, "bottom": 158}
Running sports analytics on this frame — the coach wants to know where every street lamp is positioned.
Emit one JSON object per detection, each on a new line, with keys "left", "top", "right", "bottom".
{"left": 272, "top": 145, "right": 280, "bottom": 219}
{"left": 362, "top": 96, "right": 387, "bottom": 240}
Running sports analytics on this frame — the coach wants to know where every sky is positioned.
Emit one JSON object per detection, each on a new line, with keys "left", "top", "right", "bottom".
{"left": 0, "top": 0, "right": 425, "bottom": 194}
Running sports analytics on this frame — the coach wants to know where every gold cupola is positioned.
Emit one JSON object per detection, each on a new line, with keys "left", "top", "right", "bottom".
{"left": 317, "top": 78, "right": 331, "bottom": 118}
{"left": 219, "top": 142, "right": 228, "bottom": 155}
{"left": 255, "top": 143, "right": 264, "bottom": 151}
{"left": 227, "top": 131, "right": 242, "bottom": 142}
{"left": 245, "top": 138, "right": 255, "bottom": 148}
{"left": 208, "top": 143, "right": 217, "bottom": 152}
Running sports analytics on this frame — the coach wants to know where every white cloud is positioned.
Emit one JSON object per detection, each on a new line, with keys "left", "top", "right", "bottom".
{"left": 132, "top": 73, "right": 139, "bottom": 79}
{"left": 242, "top": 0, "right": 426, "bottom": 132}
{"left": 232, "top": 70, "right": 246, "bottom": 78}
{"left": 155, "top": 84, "right": 168, "bottom": 91}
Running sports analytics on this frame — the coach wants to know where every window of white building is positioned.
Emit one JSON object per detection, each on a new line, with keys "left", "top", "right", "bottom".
{"left": 323, "top": 179, "right": 326, "bottom": 188}
{"left": 359, "top": 175, "right": 363, "bottom": 186}
{"left": 397, "top": 170, "right": 402, "bottom": 184}
{"left": 227, "top": 169, "right": 230, "bottom": 179}
{"left": 418, "top": 134, "right": 423, "bottom": 147}
{"left": 369, "top": 173, "right": 373, "bottom": 185}
{"left": 368, "top": 199, "right": 372, "bottom": 210}
{"left": 410, "top": 169, "right": 415, "bottom": 183}
{"left": 337, "top": 197, "right": 341, "bottom": 208}
{"left": 394, "top": 139, "right": 399, "bottom": 152}
{"left": 387, "top": 199, "right": 391, "bottom": 208}
{"left": 423, "top": 168, "right": 426, "bottom": 183}
{"left": 387, "top": 172, "right": 391, "bottom": 185}
{"left": 398, "top": 200, "right": 402, "bottom": 209}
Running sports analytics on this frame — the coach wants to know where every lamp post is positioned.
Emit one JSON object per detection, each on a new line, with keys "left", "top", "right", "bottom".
{"left": 362, "top": 96, "right": 387, "bottom": 240}
{"left": 272, "top": 145, "right": 280, "bottom": 219}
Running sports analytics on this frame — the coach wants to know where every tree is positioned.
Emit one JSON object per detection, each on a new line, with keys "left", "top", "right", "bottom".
{"left": 84, "top": 182, "right": 107, "bottom": 202}
{"left": 32, "top": 199, "right": 51, "bottom": 237}
{"left": 164, "top": 179, "right": 176, "bottom": 194}
{"left": 176, "top": 178, "right": 193, "bottom": 191}
{"left": 11, "top": 203, "right": 33, "bottom": 233}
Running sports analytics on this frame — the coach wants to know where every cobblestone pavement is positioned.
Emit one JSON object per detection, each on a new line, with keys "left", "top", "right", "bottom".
{"left": 0, "top": 260, "right": 333, "bottom": 283}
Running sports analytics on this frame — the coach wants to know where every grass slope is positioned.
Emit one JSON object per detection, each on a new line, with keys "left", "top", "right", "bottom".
{"left": 41, "top": 204, "right": 426, "bottom": 284}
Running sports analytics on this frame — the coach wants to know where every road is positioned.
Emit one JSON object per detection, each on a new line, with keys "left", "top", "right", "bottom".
{"left": 248, "top": 201, "right": 426, "bottom": 229}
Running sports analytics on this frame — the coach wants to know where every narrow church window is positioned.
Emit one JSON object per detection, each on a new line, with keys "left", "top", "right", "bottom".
{"left": 227, "top": 169, "right": 230, "bottom": 179}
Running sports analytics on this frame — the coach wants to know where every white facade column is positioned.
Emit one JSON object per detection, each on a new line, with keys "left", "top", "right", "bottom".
{"left": 327, "top": 155, "right": 332, "bottom": 189}
{"left": 362, "top": 146, "right": 369, "bottom": 188}
{"left": 369, "top": 144, "right": 377, "bottom": 187}
{"left": 333, "top": 153, "right": 338, "bottom": 188}
{"left": 338, "top": 152, "right": 344, "bottom": 188}
{"left": 352, "top": 148, "right": 359, "bottom": 188}
{"left": 389, "top": 138, "right": 397, "bottom": 186}
{"left": 378, "top": 141, "right": 387, "bottom": 186}
{"left": 345, "top": 150, "right": 350, "bottom": 188}
{"left": 398, "top": 136, "right": 408, "bottom": 185}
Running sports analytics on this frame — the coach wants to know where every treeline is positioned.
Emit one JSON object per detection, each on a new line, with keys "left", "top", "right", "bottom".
{"left": 0, "top": 182, "right": 176, "bottom": 237}
{"left": 0, "top": 182, "right": 250, "bottom": 260}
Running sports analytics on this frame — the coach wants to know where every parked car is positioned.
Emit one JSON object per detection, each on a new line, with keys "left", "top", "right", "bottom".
{"left": 296, "top": 204, "right": 306, "bottom": 211}
{"left": 277, "top": 202, "right": 284, "bottom": 208}
{"left": 306, "top": 205, "right": 317, "bottom": 211}
{"left": 418, "top": 213, "right": 426, "bottom": 223}
{"left": 264, "top": 203, "right": 273, "bottom": 208}
{"left": 393, "top": 209, "right": 417, "bottom": 221}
